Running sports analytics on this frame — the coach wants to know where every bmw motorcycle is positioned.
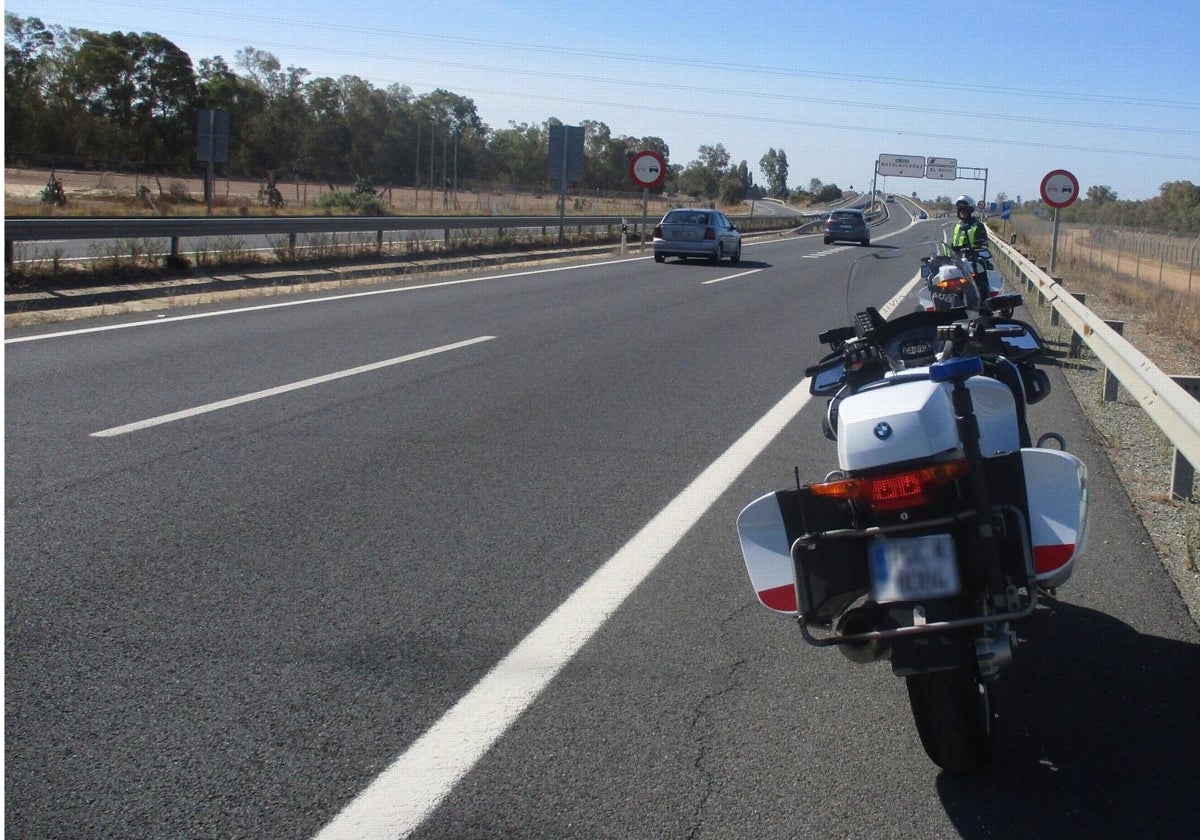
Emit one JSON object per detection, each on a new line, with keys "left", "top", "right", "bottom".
{"left": 917, "top": 245, "right": 1006, "bottom": 315}
{"left": 736, "top": 255, "right": 1089, "bottom": 772}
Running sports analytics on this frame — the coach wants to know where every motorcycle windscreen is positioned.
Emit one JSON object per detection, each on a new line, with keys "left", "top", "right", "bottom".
{"left": 1021, "top": 448, "right": 1090, "bottom": 588}
{"left": 736, "top": 492, "right": 800, "bottom": 615}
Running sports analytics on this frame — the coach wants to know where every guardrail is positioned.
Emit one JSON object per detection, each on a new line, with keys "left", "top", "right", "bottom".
{"left": 3, "top": 212, "right": 802, "bottom": 266}
{"left": 992, "top": 236, "right": 1199, "bottom": 500}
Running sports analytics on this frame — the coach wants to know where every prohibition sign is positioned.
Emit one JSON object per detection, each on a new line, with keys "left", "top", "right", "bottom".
{"left": 1040, "top": 169, "right": 1079, "bottom": 209}
{"left": 630, "top": 150, "right": 667, "bottom": 189}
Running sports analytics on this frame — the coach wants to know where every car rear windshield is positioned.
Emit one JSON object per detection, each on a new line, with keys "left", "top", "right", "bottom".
{"left": 831, "top": 211, "right": 861, "bottom": 221}
{"left": 664, "top": 211, "right": 710, "bottom": 225}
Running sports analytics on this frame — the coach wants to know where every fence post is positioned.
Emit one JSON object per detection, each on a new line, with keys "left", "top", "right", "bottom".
{"left": 1102, "top": 320, "right": 1125, "bottom": 401}
{"left": 1068, "top": 293, "right": 1087, "bottom": 357}
{"left": 1170, "top": 376, "right": 1200, "bottom": 501}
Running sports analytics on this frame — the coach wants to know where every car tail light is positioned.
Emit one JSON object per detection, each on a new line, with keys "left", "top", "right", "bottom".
{"left": 652, "top": 225, "right": 663, "bottom": 238}
{"left": 810, "top": 459, "right": 969, "bottom": 511}
{"left": 703, "top": 227, "right": 716, "bottom": 240}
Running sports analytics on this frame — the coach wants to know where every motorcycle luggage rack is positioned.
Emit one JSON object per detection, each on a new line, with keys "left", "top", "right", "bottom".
{"left": 793, "top": 504, "right": 1037, "bottom": 649}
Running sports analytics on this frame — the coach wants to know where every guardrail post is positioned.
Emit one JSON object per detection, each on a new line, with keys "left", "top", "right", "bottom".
{"left": 1170, "top": 376, "right": 1200, "bottom": 500}
{"left": 1068, "top": 293, "right": 1087, "bottom": 357}
{"left": 376, "top": 229, "right": 383, "bottom": 256}
{"left": 1102, "top": 320, "right": 1125, "bottom": 401}
{"left": 1051, "top": 278, "right": 1064, "bottom": 325}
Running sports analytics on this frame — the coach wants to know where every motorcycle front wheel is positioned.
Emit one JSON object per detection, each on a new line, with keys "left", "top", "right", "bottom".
{"left": 905, "top": 668, "right": 993, "bottom": 773}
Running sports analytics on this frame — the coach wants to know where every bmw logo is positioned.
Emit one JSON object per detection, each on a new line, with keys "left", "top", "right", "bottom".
{"left": 874, "top": 422, "right": 893, "bottom": 440}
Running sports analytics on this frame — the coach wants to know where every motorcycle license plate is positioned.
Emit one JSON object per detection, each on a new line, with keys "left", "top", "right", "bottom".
{"left": 869, "top": 534, "right": 960, "bottom": 603}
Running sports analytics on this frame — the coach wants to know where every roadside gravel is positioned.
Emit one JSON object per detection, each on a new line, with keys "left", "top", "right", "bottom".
{"left": 1018, "top": 279, "right": 1200, "bottom": 626}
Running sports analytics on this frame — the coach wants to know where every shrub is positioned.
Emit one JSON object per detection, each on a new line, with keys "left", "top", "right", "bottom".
{"left": 312, "top": 190, "right": 388, "bottom": 215}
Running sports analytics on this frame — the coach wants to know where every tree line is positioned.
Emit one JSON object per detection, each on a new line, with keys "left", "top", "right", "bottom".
{"left": 5, "top": 14, "right": 819, "bottom": 205}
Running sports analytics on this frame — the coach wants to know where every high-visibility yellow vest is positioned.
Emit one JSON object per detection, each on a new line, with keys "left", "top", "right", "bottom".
{"left": 952, "top": 220, "right": 986, "bottom": 249}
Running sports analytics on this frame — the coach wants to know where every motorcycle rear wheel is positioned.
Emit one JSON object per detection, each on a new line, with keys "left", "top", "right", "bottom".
{"left": 905, "top": 668, "right": 993, "bottom": 773}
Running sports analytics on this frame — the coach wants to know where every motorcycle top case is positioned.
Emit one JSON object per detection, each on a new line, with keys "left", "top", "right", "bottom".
{"left": 837, "top": 374, "right": 1020, "bottom": 471}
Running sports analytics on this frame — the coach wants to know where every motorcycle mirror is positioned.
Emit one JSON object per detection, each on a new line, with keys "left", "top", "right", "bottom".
{"left": 991, "top": 318, "right": 1046, "bottom": 360}
{"left": 809, "top": 356, "right": 847, "bottom": 397}
{"left": 983, "top": 293, "right": 1023, "bottom": 314}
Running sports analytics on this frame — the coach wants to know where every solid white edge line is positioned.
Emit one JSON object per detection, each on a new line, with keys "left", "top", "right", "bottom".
{"left": 5, "top": 232, "right": 809, "bottom": 345}
{"left": 312, "top": 278, "right": 921, "bottom": 840}
{"left": 312, "top": 376, "right": 815, "bottom": 840}
{"left": 4, "top": 258, "right": 649, "bottom": 345}
{"left": 89, "top": 336, "right": 495, "bottom": 437}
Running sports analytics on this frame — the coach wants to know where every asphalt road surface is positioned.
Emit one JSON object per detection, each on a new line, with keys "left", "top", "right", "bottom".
{"left": 7, "top": 204, "right": 1199, "bottom": 839}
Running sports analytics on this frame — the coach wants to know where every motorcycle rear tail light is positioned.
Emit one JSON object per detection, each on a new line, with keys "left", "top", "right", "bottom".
{"left": 810, "top": 459, "right": 969, "bottom": 511}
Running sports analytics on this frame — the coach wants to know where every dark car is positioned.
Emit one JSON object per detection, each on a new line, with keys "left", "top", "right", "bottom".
{"left": 823, "top": 208, "right": 870, "bottom": 246}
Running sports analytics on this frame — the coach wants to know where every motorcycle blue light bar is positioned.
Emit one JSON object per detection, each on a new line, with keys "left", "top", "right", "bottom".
{"left": 929, "top": 356, "right": 984, "bottom": 382}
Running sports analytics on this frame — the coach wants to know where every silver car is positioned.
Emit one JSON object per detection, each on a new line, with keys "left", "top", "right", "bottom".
{"left": 652, "top": 208, "right": 742, "bottom": 265}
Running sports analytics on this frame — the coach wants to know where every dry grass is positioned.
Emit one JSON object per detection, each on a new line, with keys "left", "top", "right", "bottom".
{"left": 1003, "top": 217, "right": 1200, "bottom": 360}
{"left": 4, "top": 166, "right": 676, "bottom": 219}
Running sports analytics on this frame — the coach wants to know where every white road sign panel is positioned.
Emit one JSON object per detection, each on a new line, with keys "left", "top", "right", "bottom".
{"left": 877, "top": 154, "right": 926, "bottom": 178}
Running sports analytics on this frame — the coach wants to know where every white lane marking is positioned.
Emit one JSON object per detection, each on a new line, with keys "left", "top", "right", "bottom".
{"left": 312, "top": 377, "right": 814, "bottom": 840}
{"left": 6, "top": 234, "right": 808, "bottom": 346}
{"left": 312, "top": 279, "right": 920, "bottom": 840}
{"left": 89, "top": 336, "right": 495, "bottom": 438}
{"left": 5, "top": 258, "right": 652, "bottom": 345}
{"left": 702, "top": 268, "right": 763, "bottom": 285}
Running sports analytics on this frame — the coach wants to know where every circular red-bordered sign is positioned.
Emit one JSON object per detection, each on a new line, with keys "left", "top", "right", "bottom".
{"left": 1040, "top": 169, "right": 1079, "bottom": 208}
{"left": 629, "top": 150, "right": 666, "bottom": 189}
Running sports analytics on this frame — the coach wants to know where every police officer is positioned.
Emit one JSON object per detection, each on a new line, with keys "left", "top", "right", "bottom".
{"left": 951, "top": 195, "right": 990, "bottom": 300}
{"left": 951, "top": 195, "right": 988, "bottom": 252}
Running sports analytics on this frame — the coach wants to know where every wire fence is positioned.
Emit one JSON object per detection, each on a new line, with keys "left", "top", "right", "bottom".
{"left": 1002, "top": 216, "right": 1200, "bottom": 297}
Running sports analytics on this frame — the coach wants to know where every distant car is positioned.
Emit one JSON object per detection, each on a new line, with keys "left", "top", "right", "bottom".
{"left": 917, "top": 210, "right": 929, "bottom": 220}
{"left": 886, "top": 195, "right": 895, "bottom": 203}
{"left": 652, "top": 208, "right": 742, "bottom": 265}
{"left": 823, "top": 208, "right": 870, "bottom": 246}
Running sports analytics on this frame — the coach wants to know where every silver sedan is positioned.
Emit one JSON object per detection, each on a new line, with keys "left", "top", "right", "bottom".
{"left": 652, "top": 208, "right": 742, "bottom": 265}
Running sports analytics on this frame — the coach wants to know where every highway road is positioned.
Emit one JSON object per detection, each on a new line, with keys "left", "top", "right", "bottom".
{"left": 6, "top": 203, "right": 1199, "bottom": 839}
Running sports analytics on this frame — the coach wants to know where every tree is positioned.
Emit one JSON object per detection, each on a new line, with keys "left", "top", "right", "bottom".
{"left": 5, "top": 13, "right": 56, "bottom": 156}
{"left": 234, "top": 48, "right": 308, "bottom": 180}
{"left": 697, "top": 143, "right": 730, "bottom": 174}
{"left": 1087, "top": 185, "right": 1117, "bottom": 203}
{"left": 759, "top": 148, "right": 789, "bottom": 199}
{"left": 484, "top": 121, "right": 546, "bottom": 186}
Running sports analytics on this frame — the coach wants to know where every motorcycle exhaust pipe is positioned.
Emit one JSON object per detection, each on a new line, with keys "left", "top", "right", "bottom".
{"left": 836, "top": 608, "right": 891, "bottom": 664}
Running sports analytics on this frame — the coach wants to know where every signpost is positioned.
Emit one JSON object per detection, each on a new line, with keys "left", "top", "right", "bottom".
{"left": 1041, "top": 169, "right": 1079, "bottom": 272}
{"left": 196, "top": 109, "right": 229, "bottom": 215}
{"left": 629, "top": 149, "right": 666, "bottom": 249}
{"left": 548, "top": 124, "right": 586, "bottom": 244}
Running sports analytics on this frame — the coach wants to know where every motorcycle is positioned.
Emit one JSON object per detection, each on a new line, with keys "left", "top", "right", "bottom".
{"left": 736, "top": 253, "right": 1089, "bottom": 772}
{"left": 917, "top": 245, "right": 1007, "bottom": 315}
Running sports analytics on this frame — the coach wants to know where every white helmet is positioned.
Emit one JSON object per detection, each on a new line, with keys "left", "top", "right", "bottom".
{"left": 955, "top": 195, "right": 975, "bottom": 210}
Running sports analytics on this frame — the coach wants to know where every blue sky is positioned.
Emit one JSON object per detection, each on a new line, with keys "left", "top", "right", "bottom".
{"left": 10, "top": 0, "right": 1199, "bottom": 201}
